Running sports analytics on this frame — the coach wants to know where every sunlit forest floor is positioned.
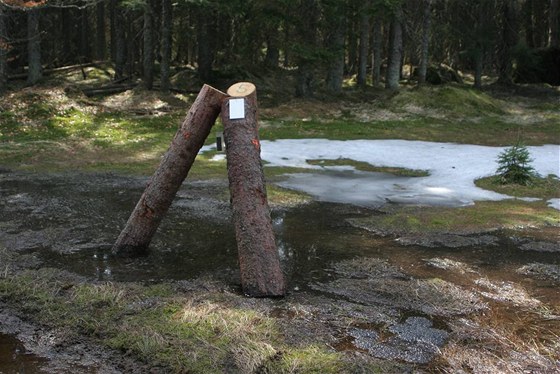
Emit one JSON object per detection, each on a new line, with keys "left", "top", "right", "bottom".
{"left": 0, "top": 67, "right": 559, "bottom": 373}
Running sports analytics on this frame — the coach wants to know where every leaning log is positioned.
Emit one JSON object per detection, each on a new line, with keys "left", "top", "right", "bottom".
{"left": 222, "top": 82, "right": 286, "bottom": 297}
{"left": 112, "top": 84, "right": 227, "bottom": 255}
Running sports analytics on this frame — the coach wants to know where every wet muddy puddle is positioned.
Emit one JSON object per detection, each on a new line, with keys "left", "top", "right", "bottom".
{"left": 1, "top": 171, "right": 559, "bottom": 370}
{"left": 0, "top": 333, "right": 48, "bottom": 373}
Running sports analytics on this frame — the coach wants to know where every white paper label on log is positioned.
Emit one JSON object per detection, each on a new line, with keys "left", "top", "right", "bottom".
{"left": 229, "top": 98, "right": 245, "bottom": 120}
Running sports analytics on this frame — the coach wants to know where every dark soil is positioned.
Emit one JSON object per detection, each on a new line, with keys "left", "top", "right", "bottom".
{"left": 1, "top": 170, "right": 559, "bottom": 373}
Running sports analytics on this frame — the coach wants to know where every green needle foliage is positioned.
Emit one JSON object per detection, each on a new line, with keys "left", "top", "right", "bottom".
{"left": 496, "top": 143, "right": 538, "bottom": 185}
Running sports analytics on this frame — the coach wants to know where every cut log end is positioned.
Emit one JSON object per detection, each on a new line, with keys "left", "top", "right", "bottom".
{"left": 226, "top": 82, "right": 256, "bottom": 97}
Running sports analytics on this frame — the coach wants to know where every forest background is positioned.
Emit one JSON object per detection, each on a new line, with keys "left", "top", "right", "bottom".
{"left": 0, "top": 0, "right": 559, "bottom": 96}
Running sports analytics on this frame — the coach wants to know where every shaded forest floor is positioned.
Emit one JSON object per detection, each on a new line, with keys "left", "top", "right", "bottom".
{"left": 0, "top": 69, "right": 559, "bottom": 373}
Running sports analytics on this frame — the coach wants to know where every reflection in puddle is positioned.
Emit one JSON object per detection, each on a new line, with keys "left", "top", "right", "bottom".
{"left": 1, "top": 172, "right": 559, "bottom": 371}
{"left": 0, "top": 333, "right": 47, "bottom": 373}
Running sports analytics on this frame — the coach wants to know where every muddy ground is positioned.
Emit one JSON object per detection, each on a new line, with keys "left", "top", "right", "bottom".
{"left": 0, "top": 170, "right": 559, "bottom": 373}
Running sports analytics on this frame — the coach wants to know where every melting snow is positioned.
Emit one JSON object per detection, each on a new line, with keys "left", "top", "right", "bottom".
{"left": 203, "top": 139, "right": 560, "bottom": 209}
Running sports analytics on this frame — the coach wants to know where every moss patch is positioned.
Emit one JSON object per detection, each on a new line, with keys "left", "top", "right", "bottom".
{"left": 352, "top": 200, "right": 560, "bottom": 235}
{"left": 475, "top": 174, "right": 560, "bottom": 200}
{"left": 306, "top": 158, "right": 429, "bottom": 176}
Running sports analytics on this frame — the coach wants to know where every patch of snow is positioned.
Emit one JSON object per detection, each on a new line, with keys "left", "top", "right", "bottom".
{"left": 201, "top": 139, "right": 560, "bottom": 210}
{"left": 547, "top": 198, "right": 560, "bottom": 210}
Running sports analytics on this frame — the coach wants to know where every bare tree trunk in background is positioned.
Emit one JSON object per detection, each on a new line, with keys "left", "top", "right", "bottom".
{"left": 160, "top": 0, "right": 172, "bottom": 93}
{"left": 96, "top": 0, "right": 106, "bottom": 61}
{"left": 126, "top": 14, "right": 137, "bottom": 78}
{"left": 497, "top": 0, "right": 518, "bottom": 85}
{"left": 79, "top": 6, "right": 91, "bottom": 62}
{"left": 524, "top": 0, "right": 535, "bottom": 48}
{"left": 143, "top": 0, "right": 154, "bottom": 89}
{"left": 533, "top": 0, "right": 548, "bottom": 47}
{"left": 264, "top": 31, "right": 280, "bottom": 68}
{"left": 357, "top": 7, "right": 370, "bottom": 87}
{"left": 114, "top": 3, "right": 126, "bottom": 80}
{"left": 474, "top": 51, "right": 483, "bottom": 88}
{"left": 222, "top": 83, "right": 286, "bottom": 297}
{"left": 0, "top": 5, "right": 7, "bottom": 93}
{"left": 418, "top": 0, "right": 432, "bottom": 85}
{"left": 295, "top": 0, "right": 318, "bottom": 97}
{"left": 27, "top": 7, "right": 42, "bottom": 85}
{"left": 371, "top": 17, "right": 382, "bottom": 86}
{"left": 386, "top": 6, "right": 403, "bottom": 90}
{"left": 551, "top": 0, "right": 559, "bottom": 47}
{"left": 112, "top": 85, "right": 226, "bottom": 256}
{"left": 197, "top": 7, "right": 214, "bottom": 82}
{"left": 326, "top": 14, "right": 345, "bottom": 94}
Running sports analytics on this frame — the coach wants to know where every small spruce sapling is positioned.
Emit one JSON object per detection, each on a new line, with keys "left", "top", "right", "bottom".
{"left": 495, "top": 143, "right": 538, "bottom": 185}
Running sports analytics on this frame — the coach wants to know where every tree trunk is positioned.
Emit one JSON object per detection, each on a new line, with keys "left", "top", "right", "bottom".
{"left": 197, "top": 8, "right": 213, "bottom": 82}
{"left": 61, "top": 8, "right": 73, "bottom": 63}
{"left": 371, "top": 17, "right": 382, "bottom": 86}
{"left": 143, "top": 0, "right": 154, "bottom": 89}
{"left": 524, "top": 0, "right": 535, "bottom": 48}
{"left": 346, "top": 10, "right": 358, "bottom": 75}
{"left": 79, "top": 6, "right": 91, "bottom": 62}
{"left": 385, "top": 6, "right": 403, "bottom": 90}
{"left": 533, "top": 0, "right": 548, "bottom": 47}
{"left": 27, "top": 7, "right": 42, "bottom": 85}
{"left": 110, "top": 0, "right": 116, "bottom": 60}
{"left": 264, "top": 33, "right": 280, "bottom": 68}
{"left": 0, "top": 5, "right": 7, "bottom": 93}
{"left": 160, "top": 0, "right": 172, "bottom": 93}
{"left": 357, "top": 9, "right": 370, "bottom": 87}
{"left": 418, "top": 0, "right": 432, "bottom": 85}
{"left": 295, "top": 0, "right": 318, "bottom": 97}
{"left": 114, "top": 3, "right": 126, "bottom": 80}
{"left": 222, "top": 82, "right": 286, "bottom": 297}
{"left": 551, "top": 0, "right": 559, "bottom": 47}
{"left": 112, "top": 84, "right": 227, "bottom": 256}
{"left": 326, "top": 14, "right": 345, "bottom": 94}
{"left": 126, "top": 13, "right": 137, "bottom": 78}
{"left": 497, "top": 0, "right": 518, "bottom": 85}
{"left": 96, "top": 0, "right": 106, "bottom": 61}
{"left": 474, "top": 51, "right": 483, "bottom": 89}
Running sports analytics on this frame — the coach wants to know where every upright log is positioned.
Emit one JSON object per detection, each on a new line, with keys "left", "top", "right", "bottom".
{"left": 222, "top": 82, "right": 286, "bottom": 297}
{"left": 113, "top": 84, "right": 226, "bottom": 255}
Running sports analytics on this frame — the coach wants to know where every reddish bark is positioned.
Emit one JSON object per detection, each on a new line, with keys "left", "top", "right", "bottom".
{"left": 222, "top": 82, "right": 286, "bottom": 297}
{"left": 112, "top": 84, "right": 227, "bottom": 256}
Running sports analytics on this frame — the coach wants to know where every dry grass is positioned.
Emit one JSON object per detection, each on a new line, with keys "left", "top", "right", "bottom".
{"left": 439, "top": 307, "right": 560, "bottom": 373}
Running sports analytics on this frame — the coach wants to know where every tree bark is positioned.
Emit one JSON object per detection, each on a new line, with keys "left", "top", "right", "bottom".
{"left": 418, "top": 0, "right": 432, "bottom": 85}
{"left": 96, "top": 0, "right": 106, "bottom": 61}
{"left": 357, "top": 8, "right": 370, "bottom": 87}
{"left": 371, "top": 17, "right": 382, "bottom": 86}
{"left": 112, "top": 84, "right": 227, "bottom": 256}
{"left": 126, "top": 11, "right": 136, "bottom": 78}
{"left": 27, "top": 7, "right": 42, "bottom": 85}
{"left": 497, "top": 0, "right": 518, "bottom": 85}
{"left": 222, "top": 82, "right": 286, "bottom": 297}
{"left": 385, "top": 6, "right": 403, "bottom": 90}
{"left": 143, "top": 0, "right": 154, "bottom": 89}
{"left": 474, "top": 51, "right": 483, "bottom": 89}
{"left": 533, "top": 0, "right": 548, "bottom": 47}
{"left": 295, "top": 0, "right": 318, "bottom": 97}
{"left": 61, "top": 7, "right": 73, "bottom": 63}
{"left": 326, "top": 13, "right": 345, "bottom": 94}
{"left": 160, "top": 0, "right": 172, "bottom": 93}
{"left": 551, "top": 0, "right": 559, "bottom": 47}
{"left": 0, "top": 5, "right": 7, "bottom": 93}
{"left": 79, "top": 5, "right": 91, "bottom": 62}
{"left": 197, "top": 7, "right": 213, "bottom": 82}
{"left": 113, "top": 3, "right": 126, "bottom": 80}
{"left": 524, "top": 0, "right": 535, "bottom": 48}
